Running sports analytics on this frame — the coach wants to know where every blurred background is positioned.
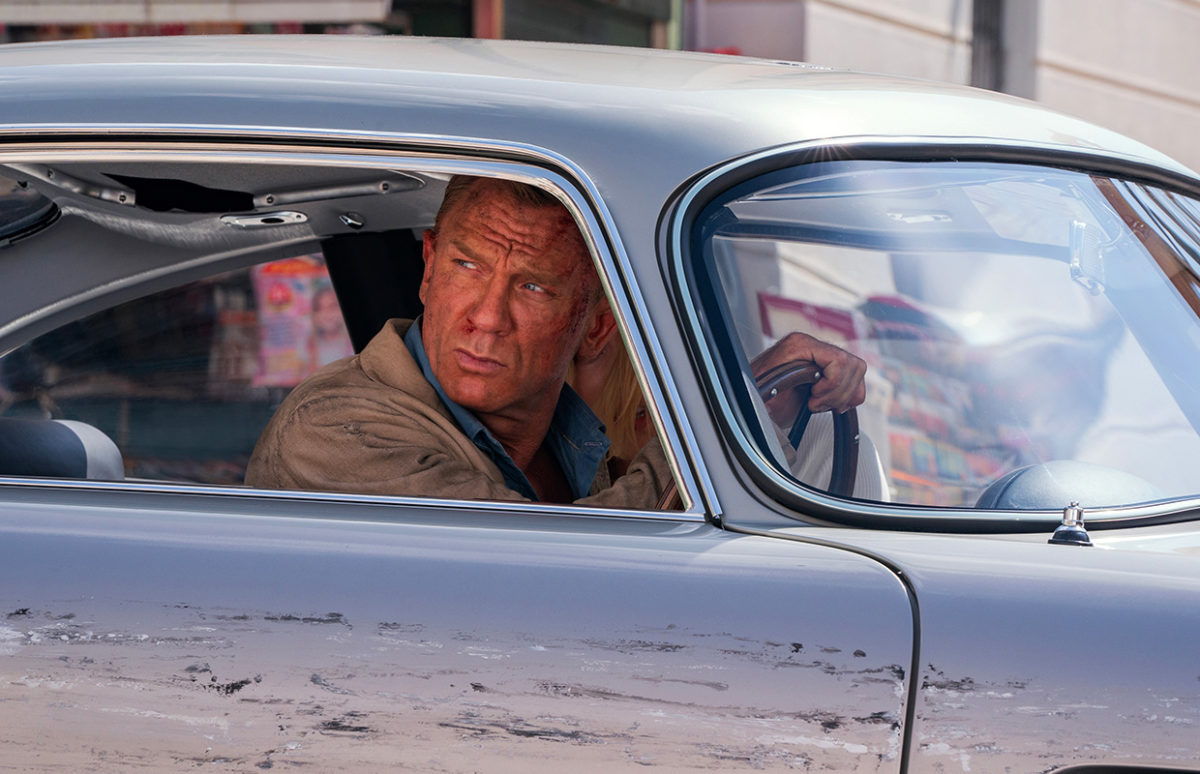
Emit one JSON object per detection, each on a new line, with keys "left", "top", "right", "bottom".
{"left": 0, "top": 0, "right": 1193, "bottom": 171}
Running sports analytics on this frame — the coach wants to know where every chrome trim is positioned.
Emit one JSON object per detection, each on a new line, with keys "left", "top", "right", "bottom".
{"left": 0, "top": 126, "right": 717, "bottom": 521}
{"left": 0, "top": 475, "right": 702, "bottom": 525}
{"left": 252, "top": 174, "right": 423, "bottom": 208}
{"left": 667, "top": 135, "right": 1200, "bottom": 531}
{"left": 8, "top": 161, "right": 135, "bottom": 206}
{"left": 1, "top": 122, "right": 1191, "bottom": 184}
{"left": 1049, "top": 501, "right": 1093, "bottom": 546}
{"left": 221, "top": 211, "right": 308, "bottom": 228}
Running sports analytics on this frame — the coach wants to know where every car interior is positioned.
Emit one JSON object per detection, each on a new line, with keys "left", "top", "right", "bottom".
{"left": 0, "top": 160, "right": 446, "bottom": 350}
{"left": 0, "top": 159, "right": 569, "bottom": 486}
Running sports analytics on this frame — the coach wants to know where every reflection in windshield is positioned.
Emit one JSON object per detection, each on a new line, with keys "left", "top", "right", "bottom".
{"left": 702, "top": 161, "right": 1200, "bottom": 509}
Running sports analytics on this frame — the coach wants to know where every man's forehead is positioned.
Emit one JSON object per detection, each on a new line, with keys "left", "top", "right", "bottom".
{"left": 445, "top": 184, "right": 590, "bottom": 266}
{"left": 457, "top": 181, "right": 571, "bottom": 223}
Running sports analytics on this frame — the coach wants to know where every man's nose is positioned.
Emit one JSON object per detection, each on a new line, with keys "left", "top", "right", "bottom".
{"left": 466, "top": 274, "right": 513, "bottom": 334}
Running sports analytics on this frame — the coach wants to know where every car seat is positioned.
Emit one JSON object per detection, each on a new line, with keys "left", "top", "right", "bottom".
{"left": 0, "top": 417, "right": 124, "bottom": 480}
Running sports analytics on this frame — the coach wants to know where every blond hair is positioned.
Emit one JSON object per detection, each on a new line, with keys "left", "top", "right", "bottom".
{"left": 569, "top": 348, "right": 647, "bottom": 464}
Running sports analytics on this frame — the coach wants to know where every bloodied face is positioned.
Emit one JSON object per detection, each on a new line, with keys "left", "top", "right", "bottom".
{"left": 418, "top": 178, "right": 612, "bottom": 428}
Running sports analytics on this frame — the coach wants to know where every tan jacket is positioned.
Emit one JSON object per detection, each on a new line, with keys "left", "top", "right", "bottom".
{"left": 245, "top": 319, "right": 672, "bottom": 509}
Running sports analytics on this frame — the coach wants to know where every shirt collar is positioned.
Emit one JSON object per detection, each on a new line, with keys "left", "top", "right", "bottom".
{"left": 403, "top": 319, "right": 609, "bottom": 501}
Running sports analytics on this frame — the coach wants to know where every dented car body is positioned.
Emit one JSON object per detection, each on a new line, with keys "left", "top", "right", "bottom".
{"left": 0, "top": 35, "right": 1197, "bottom": 772}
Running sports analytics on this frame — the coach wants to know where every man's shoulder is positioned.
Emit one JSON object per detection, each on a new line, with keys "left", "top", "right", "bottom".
{"left": 357, "top": 317, "right": 416, "bottom": 385}
{"left": 277, "top": 319, "right": 437, "bottom": 415}
{"left": 245, "top": 318, "right": 504, "bottom": 494}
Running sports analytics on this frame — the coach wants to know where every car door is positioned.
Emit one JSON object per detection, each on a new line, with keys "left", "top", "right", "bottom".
{"left": 0, "top": 139, "right": 916, "bottom": 771}
{"left": 671, "top": 140, "right": 1200, "bottom": 773}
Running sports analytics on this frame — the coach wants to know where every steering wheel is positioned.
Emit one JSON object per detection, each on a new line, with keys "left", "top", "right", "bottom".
{"left": 754, "top": 359, "right": 859, "bottom": 498}
{"left": 655, "top": 359, "right": 860, "bottom": 510}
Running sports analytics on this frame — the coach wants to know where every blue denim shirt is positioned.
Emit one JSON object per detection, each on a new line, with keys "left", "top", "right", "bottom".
{"left": 404, "top": 320, "right": 610, "bottom": 501}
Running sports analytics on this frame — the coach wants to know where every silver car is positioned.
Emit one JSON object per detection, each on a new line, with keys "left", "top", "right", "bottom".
{"left": 0, "top": 35, "right": 1197, "bottom": 772}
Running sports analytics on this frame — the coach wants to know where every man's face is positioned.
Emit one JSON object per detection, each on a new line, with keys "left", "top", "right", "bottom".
{"left": 418, "top": 180, "right": 602, "bottom": 423}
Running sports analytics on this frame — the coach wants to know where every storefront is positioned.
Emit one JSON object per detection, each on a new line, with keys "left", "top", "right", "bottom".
{"left": 0, "top": 0, "right": 395, "bottom": 41}
{"left": 0, "top": 0, "right": 673, "bottom": 44}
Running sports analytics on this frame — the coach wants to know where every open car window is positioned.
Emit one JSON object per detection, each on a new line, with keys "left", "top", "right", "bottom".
{"left": 695, "top": 159, "right": 1200, "bottom": 511}
{"left": 0, "top": 254, "right": 353, "bottom": 483}
{"left": 0, "top": 157, "right": 668, "bottom": 510}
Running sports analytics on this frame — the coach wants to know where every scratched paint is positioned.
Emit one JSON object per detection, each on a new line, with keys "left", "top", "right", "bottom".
{"left": 1, "top": 603, "right": 906, "bottom": 771}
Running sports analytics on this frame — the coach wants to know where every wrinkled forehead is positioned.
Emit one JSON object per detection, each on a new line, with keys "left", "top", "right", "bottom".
{"left": 442, "top": 180, "right": 595, "bottom": 279}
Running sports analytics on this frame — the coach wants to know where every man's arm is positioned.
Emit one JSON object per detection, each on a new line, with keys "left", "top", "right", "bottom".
{"left": 577, "top": 437, "right": 674, "bottom": 510}
{"left": 246, "top": 378, "right": 528, "bottom": 502}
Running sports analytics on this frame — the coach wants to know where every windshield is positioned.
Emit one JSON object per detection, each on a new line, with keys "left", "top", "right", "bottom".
{"left": 697, "top": 160, "right": 1200, "bottom": 511}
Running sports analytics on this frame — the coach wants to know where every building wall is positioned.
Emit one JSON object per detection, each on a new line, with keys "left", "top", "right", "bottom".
{"left": 803, "top": 0, "right": 971, "bottom": 83}
{"left": 689, "top": 0, "right": 1200, "bottom": 172}
{"left": 688, "top": 0, "right": 808, "bottom": 60}
{"left": 505, "top": 0, "right": 668, "bottom": 46}
{"left": 1032, "top": 0, "right": 1200, "bottom": 172}
{"left": 689, "top": 0, "right": 971, "bottom": 81}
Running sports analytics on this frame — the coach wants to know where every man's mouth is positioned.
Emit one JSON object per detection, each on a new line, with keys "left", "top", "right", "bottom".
{"left": 454, "top": 349, "right": 505, "bottom": 374}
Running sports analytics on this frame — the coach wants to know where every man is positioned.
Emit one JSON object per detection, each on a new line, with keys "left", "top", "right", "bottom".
{"left": 246, "top": 175, "right": 865, "bottom": 508}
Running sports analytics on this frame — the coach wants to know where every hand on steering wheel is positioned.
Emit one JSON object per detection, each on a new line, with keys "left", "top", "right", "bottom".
{"left": 656, "top": 333, "right": 865, "bottom": 509}
{"left": 756, "top": 359, "right": 860, "bottom": 497}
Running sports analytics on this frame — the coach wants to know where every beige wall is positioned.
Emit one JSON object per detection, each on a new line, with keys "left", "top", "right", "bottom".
{"left": 0, "top": 0, "right": 389, "bottom": 23}
{"left": 691, "top": 0, "right": 971, "bottom": 80}
{"left": 803, "top": 0, "right": 972, "bottom": 83}
{"left": 690, "top": 0, "right": 808, "bottom": 60}
{"left": 690, "top": 0, "right": 1200, "bottom": 172}
{"left": 1033, "top": 0, "right": 1200, "bottom": 171}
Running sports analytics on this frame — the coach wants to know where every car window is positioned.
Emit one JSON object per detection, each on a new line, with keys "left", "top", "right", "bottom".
{"left": 0, "top": 254, "right": 353, "bottom": 484}
{"left": 694, "top": 159, "right": 1200, "bottom": 510}
{"left": 0, "top": 158, "right": 671, "bottom": 509}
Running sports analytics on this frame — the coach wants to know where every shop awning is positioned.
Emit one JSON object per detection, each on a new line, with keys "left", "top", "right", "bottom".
{"left": 0, "top": 1, "right": 390, "bottom": 24}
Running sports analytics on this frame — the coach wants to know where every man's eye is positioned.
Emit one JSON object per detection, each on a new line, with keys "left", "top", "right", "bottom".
{"left": 453, "top": 259, "right": 478, "bottom": 270}
{"left": 521, "top": 282, "right": 547, "bottom": 294}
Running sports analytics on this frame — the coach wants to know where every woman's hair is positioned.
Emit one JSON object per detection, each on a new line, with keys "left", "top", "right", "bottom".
{"left": 580, "top": 348, "right": 647, "bottom": 464}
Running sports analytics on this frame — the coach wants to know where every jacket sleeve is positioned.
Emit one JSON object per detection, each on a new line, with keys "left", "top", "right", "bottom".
{"left": 577, "top": 438, "right": 674, "bottom": 510}
{"left": 245, "top": 345, "right": 678, "bottom": 509}
{"left": 245, "top": 380, "right": 528, "bottom": 503}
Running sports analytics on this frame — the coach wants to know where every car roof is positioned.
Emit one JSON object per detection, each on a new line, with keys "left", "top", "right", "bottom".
{"left": 0, "top": 34, "right": 1191, "bottom": 191}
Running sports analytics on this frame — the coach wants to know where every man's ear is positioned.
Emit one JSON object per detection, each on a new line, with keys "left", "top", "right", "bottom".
{"left": 577, "top": 300, "right": 618, "bottom": 362}
{"left": 418, "top": 228, "right": 436, "bottom": 305}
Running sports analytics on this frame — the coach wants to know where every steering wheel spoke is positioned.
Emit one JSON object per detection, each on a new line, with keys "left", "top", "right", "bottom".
{"left": 755, "top": 360, "right": 859, "bottom": 497}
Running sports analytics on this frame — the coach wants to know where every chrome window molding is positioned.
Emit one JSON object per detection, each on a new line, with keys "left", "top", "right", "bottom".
{"left": 0, "top": 476, "right": 701, "bottom": 525}
{"left": 0, "top": 128, "right": 717, "bottom": 522}
{"left": 666, "top": 135, "right": 1200, "bottom": 533}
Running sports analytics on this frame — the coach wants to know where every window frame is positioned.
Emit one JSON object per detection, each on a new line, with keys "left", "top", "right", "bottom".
{"left": 666, "top": 136, "right": 1200, "bottom": 533}
{"left": 0, "top": 133, "right": 709, "bottom": 523}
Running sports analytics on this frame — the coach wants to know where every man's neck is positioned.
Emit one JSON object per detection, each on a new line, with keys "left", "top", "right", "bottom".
{"left": 524, "top": 441, "right": 574, "bottom": 503}
{"left": 481, "top": 409, "right": 554, "bottom": 472}
{"left": 484, "top": 411, "right": 574, "bottom": 503}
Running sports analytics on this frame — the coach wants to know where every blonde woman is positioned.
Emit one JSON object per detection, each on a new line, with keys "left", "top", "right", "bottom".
{"left": 570, "top": 339, "right": 652, "bottom": 478}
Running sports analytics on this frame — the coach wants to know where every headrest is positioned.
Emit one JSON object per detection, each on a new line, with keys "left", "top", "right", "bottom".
{"left": 0, "top": 417, "right": 123, "bottom": 480}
